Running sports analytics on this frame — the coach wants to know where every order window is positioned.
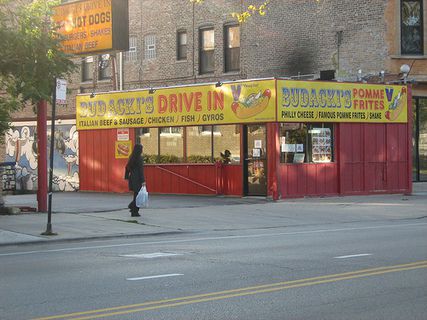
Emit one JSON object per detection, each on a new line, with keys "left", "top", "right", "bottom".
{"left": 280, "top": 123, "right": 334, "bottom": 164}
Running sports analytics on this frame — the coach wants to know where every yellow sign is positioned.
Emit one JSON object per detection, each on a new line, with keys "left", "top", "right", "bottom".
{"left": 115, "top": 140, "right": 132, "bottom": 159}
{"left": 277, "top": 80, "right": 408, "bottom": 123}
{"left": 53, "top": 0, "right": 125, "bottom": 55}
{"left": 76, "top": 80, "right": 276, "bottom": 130}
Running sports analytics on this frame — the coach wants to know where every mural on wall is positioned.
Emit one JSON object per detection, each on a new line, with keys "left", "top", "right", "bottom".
{"left": 5, "top": 123, "right": 79, "bottom": 192}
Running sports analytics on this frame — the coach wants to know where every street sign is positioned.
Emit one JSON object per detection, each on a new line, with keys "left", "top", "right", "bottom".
{"left": 56, "top": 79, "right": 67, "bottom": 105}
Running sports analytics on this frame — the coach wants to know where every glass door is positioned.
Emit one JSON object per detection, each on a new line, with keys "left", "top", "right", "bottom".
{"left": 413, "top": 97, "right": 427, "bottom": 181}
{"left": 243, "top": 124, "right": 267, "bottom": 196}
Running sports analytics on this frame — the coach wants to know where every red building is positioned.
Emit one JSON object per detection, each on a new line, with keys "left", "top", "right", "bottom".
{"left": 77, "top": 79, "right": 412, "bottom": 199}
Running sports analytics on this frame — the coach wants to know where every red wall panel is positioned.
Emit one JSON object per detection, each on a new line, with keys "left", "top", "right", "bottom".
{"left": 222, "top": 165, "right": 243, "bottom": 196}
{"left": 144, "top": 164, "right": 242, "bottom": 196}
{"left": 147, "top": 165, "right": 215, "bottom": 195}
{"left": 79, "top": 129, "right": 242, "bottom": 195}
{"left": 386, "top": 124, "right": 409, "bottom": 192}
{"left": 339, "top": 122, "right": 409, "bottom": 195}
{"left": 79, "top": 129, "right": 130, "bottom": 193}
{"left": 279, "top": 163, "right": 338, "bottom": 198}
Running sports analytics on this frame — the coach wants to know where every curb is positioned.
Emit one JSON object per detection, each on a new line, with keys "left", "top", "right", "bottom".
{"left": 0, "top": 230, "right": 188, "bottom": 248}
{"left": 0, "top": 206, "right": 21, "bottom": 215}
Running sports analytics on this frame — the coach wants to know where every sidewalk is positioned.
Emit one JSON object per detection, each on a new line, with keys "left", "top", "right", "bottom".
{"left": 1, "top": 183, "right": 426, "bottom": 246}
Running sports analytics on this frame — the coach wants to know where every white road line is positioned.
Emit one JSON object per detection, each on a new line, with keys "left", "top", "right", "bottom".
{"left": 1, "top": 222, "right": 426, "bottom": 257}
{"left": 126, "top": 274, "right": 183, "bottom": 281}
{"left": 334, "top": 253, "right": 373, "bottom": 259}
{"left": 120, "top": 252, "right": 182, "bottom": 259}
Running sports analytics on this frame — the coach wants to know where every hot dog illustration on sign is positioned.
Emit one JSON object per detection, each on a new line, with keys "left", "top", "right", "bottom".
{"left": 385, "top": 87, "right": 406, "bottom": 121}
{"left": 117, "top": 143, "right": 130, "bottom": 156}
{"left": 231, "top": 85, "right": 271, "bottom": 119}
{"left": 116, "top": 141, "right": 132, "bottom": 158}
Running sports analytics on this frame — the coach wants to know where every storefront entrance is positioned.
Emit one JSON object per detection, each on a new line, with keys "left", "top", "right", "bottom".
{"left": 243, "top": 124, "right": 267, "bottom": 196}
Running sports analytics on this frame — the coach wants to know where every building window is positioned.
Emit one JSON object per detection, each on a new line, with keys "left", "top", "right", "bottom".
{"left": 81, "top": 56, "right": 94, "bottom": 82}
{"left": 98, "top": 54, "right": 111, "bottom": 80}
{"left": 144, "top": 34, "right": 156, "bottom": 60}
{"left": 160, "top": 127, "right": 184, "bottom": 163}
{"left": 200, "top": 125, "right": 220, "bottom": 135}
{"left": 214, "top": 125, "right": 240, "bottom": 164}
{"left": 199, "top": 28, "right": 215, "bottom": 74}
{"left": 125, "top": 36, "right": 137, "bottom": 61}
{"left": 177, "top": 30, "right": 187, "bottom": 60}
{"left": 187, "top": 126, "right": 213, "bottom": 163}
{"left": 160, "top": 127, "right": 182, "bottom": 136}
{"left": 136, "top": 125, "right": 240, "bottom": 164}
{"left": 136, "top": 127, "right": 150, "bottom": 137}
{"left": 186, "top": 125, "right": 240, "bottom": 163}
{"left": 279, "top": 123, "right": 334, "bottom": 164}
{"left": 224, "top": 25, "right": 240, "bottom": 72}
{"left": 138, "top": 128, "right": 159, "bottom": 163}
{"left": 401, "top": 0, "right": 423, "bottom": 55}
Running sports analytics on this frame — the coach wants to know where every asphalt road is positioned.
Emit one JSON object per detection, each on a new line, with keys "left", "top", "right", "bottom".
{"left": 1, "top": 215, "right": 426, "bottom": 320}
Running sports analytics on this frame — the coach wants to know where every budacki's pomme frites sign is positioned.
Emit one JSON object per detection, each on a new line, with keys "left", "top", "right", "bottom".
{"left": 277, "top": 80, "right": 407, "bottom": 123}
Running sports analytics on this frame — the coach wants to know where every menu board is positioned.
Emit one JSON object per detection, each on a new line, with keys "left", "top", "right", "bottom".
{"left": 311, "top": 128, "right": 332, "bottom": 163}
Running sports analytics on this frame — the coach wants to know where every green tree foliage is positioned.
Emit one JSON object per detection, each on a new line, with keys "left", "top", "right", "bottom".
{"left": 191, "top": 0, "right": 271, "bottom": 23}
{"left": 0, "top": 0, "right": 76, "bottom": 142}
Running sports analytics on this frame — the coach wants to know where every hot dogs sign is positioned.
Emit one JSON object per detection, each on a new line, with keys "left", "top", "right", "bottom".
{"left": 115, "top": 141, "right": 131, "bottom": 159}
{"left": 115, "top": 129, "right": 131, "bottom": 159}
{"left": 52, "top": 0, "right": 129, "bottom": 55}
{"left": 76, "top": 80, "right": 276, "bottom": 130}
{"left": 76, "top": 79, "right": 408, "bottom": 131}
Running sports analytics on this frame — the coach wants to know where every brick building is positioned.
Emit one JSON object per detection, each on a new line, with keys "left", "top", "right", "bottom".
{"left": 2, "top": 0, "right": 426, "bottom": 194}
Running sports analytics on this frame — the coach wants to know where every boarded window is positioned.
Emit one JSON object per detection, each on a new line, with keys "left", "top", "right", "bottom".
{"left": 199, "top": 28, "right": 215, "bottom": 74}
{"left": 224, "top": 25, "right": 240, "bottom": 72}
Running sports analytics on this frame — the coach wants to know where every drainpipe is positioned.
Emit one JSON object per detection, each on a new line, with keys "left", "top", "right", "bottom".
{"left": 193, "top": 2, "right": 196, "bottom": 81}
{"left": 119, "top": 52, "right": 123, "bottom": 91}
{"left": 336, "top": 31, "right": 343, "bottom": 72}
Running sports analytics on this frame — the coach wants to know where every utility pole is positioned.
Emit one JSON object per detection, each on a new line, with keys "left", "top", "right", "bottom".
{"left": 36, "top": 10, "right": 50, "bottom": 214}
{"left": 36, "top": 100, "right": 47, "bottom": 213}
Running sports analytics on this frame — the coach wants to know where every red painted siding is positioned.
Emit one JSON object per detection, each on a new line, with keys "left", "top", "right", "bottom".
{"left": 221, "top": 165, "right": 243, "bottom": 196}
{"left": 145, "top": 164, "right": 216, "bottom": 195}
{"left": 79, "top": 121, "right": 410, "bottom": 198}
{"left": 339, "top": 123, "right": 409, "bottom": 195}
{"left": 79, "top": 129, "right": 130, "bottom": 193}
{"left": 278, "top": 122, "right": 410, "bottom": 199}
{"left": 279, "top": 163, "right": 338, "bottom": 198}
{"left": 267, "top": 123, "right": 280, "bottom": 199}
{"left": 79, "top": 130, "right": 242, "bottom": 195}
{"left": 144, "top": 164, "right": 242, "bottom": 196}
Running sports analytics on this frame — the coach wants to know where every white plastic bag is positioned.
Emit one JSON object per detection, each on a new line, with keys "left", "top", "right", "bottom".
{"left": 136, "top": 185, "right": 149, "bottom": 208}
